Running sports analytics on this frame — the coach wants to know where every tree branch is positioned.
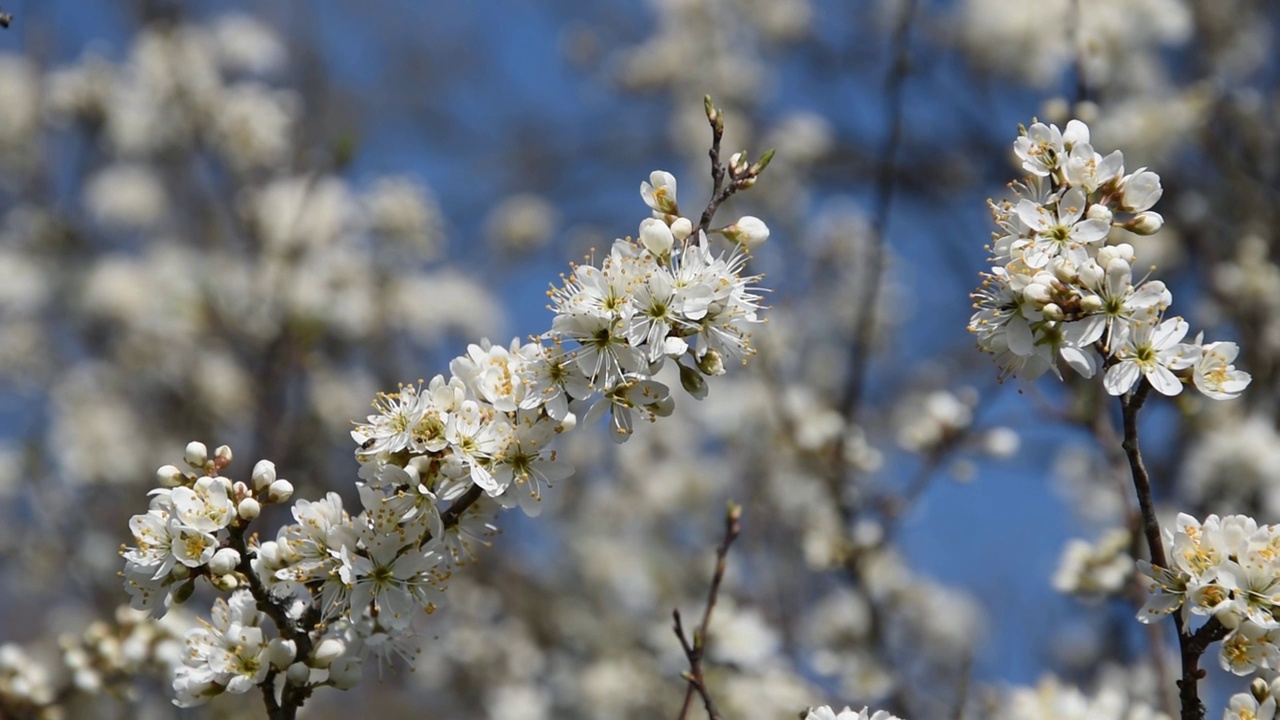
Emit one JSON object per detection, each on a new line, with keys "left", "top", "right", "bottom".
{"left": 674, "top": 502, "right": 742, "bottom": 720}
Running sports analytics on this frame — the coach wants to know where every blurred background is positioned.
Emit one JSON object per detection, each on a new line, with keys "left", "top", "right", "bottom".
{"left": 0, "top": 0, "right": 1276, "bottom": 718}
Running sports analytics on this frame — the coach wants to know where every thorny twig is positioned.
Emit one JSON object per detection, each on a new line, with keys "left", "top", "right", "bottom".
{"left": 673, "top": 502, "right": 742, "bottom": 720}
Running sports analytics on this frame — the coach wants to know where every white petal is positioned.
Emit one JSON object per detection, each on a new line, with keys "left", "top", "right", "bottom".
{"left": 1147, "top": 366, "right": 1183, "bottom": 396}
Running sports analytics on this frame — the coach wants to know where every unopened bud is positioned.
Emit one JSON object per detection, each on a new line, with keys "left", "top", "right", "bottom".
{"left": 286, "top": 662, "right": 311, "bottom": 687}
{"left": 172, "top": 578, "right": 197, "bottom": 605}
{"left": 213, "top": 445, "right": 233, "bottom": 469}
{"left": 1042, "top": 303, "right": 1064, "bottom": 321}
{"left": 1080, "top": 295, "right": 1105, "bottom": 313}
{"left": 639, "top": 217, "right": 674, "bottom": 256}
{"left": 1022, "top": 284, "right": 1051, "bottom": 306}
{"left": 210, "top": 573, "right": 239, "bottom": 592}
{"left": 1251, "top": 677, "right": 1270, "bottom": 703}
{"left": 678, "top": 362, "right": 708, "bottom": 399}
{"left": 1128, "top": 211, "right": 1163, "bottom": 235}
{"left": 267, "top": 639, "right": 297, "bottom": 669}
{"left": 312, "top": 638, "right": 346, "bottom": 668}
{"left": 156, "top": 464, "right": 185, "bottom": 488}
{"left": 170, "top": 563, "right": 191, "bottom": 581}
{"left": 670, "top": 216, "right": 693, "bottom": 241}
{"left": 718, "top": 215, "right": 770, "bottom": 250}
{"left": 729, "top": 151, "right": 748, "bottom": 175}
{"left": 703, "top": 95, "right": 717, "bottom": 124}
{"left": 184, "top": 442, "right": 208, "bottom": 468}
{"left": 251, "top": 460, "right": 276, "bottom": 492}
{"left": 329, "top": 656, "right": 363, "bottom": 690}
{"left": 238, "top": 497, "right": 261, "bottom": 521}
{"left": 1085, "top": 203, "right": 1113, "bottom": 225}
{"left": 268, "top": 479, "right": 294, "bottom": 504}
{"left": 750, "top": 148, "right": 775, "bottom": 175}
{"left": 208, "top": 548, "right": 241, "bottom": 576}
{"left": 697, "top": 349, "right": 725, "bottom": 377}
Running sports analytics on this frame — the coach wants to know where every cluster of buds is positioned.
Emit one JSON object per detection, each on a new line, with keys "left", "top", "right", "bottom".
{"left": 968, "top": 120, "right": 1249, "bottom": 400}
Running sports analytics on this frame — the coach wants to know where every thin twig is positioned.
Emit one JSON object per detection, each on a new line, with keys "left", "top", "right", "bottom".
{"left": 838, "top": 0, "right": 917, "bottom": 422}
{"left": 0, "top": 11, "right": 11, "bottom": 28}
{"left": 696, "top": 96, "right": 774, "bottom": 234}
{"left": 1120, "top": 380, "right": 1217, "bottom": 720}
{"left": 674, "top": 502, "right": 743, "bottom": 720}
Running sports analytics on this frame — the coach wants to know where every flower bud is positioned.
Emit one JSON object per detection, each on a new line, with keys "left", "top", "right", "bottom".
{"left": 1114, "top": 243, "right": 1135, "bottom": 263}
{"left": 328, "top": 656, "right": 363, "bottom": 690}
{"left": 719, "top": 216, "right": 770, "bottom": 250}
{"left": 311, "top": 638, "right": 346, "bottom": 668}
{"left": 156, "top": 464, "right": 185, "bottom": 488}
{"left": 639, "top": 218, "right": 674, "bottom": 256}
{"left": 184, "top": 442, "right": 208, "bottom": 468}
{"left": 267, "top": 639, "right": 297, "bottom": 669}
{"left": 729, "top": 151, "right": 747, "bottom": 174}
{"left": 258, "top": 540, "right": 281, "bottom": 566}
{"left": 678, "top": 362, "right": 708, "bottom": 399}
{"left": 268, "top": 479, "right": 294, "bottom": 504}
{"left": 1085, "top": 203, "right": 1113, "bottom": 225}
{"left": 1077, "top": 260, "right": 1104, "bottom": 288}
{"left": 697, "top": 350, "right": 725, "bottom": 377}
{"left": 1251, "top": 676, "right": 1270, "bottom": 703}
{"left": 1080, "top": 295, "right": 1105, "bottom": 313}
{"left": 1042, "top": 303, "right": 1064, "bottom": 321}
{"left": 1127, "top": 211, "right": 1163, "bottom": 235}
{"left": 1022, "top": 284, "right": 1051, "bottom": 306}
{"left": 1050, "top": 258, "right": 1077, "bottom": 284}
{"left": 172, "top": 578, "right": 197, "bottom": 605}
{"left": 670, "top": 216, "right": 693, "bottom": 241}
{"left": 170, "top": 563, "right": 191, "bottom": 581}
{"left": 251, "top": 460, "right": 277, "bottom": 492}
{"left": 1121, "top": 169, "right": 1162, "bottom": 212}
{"left": 213, "top": 445, "right": 233, "bottom": 469}
{"left": 208, "top": 548, "right": 241, "bottom": 576}
{"left": 238, "top": 497, "right": 261, "bottom": 521}
{"left": 286, "top": 662, "right": 311, "bottom": 687}
{"left": 210, "top": 573, "right": 239, "bottom": 592}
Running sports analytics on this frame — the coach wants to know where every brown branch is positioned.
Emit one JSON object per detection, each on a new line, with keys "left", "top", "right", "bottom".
{"left": 674, "top": 502, "right": 743, "bottom": 720}
{"left": 1120, "top": 380, "right": 1217, "bottom": 720}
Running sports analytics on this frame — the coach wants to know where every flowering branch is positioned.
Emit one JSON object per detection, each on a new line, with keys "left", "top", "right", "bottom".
{"left": 121, "top": 101, "right": 774, "bottom": 715}
{"left": 696, "top": 96, "right": 774, "bottom": 243}
{"left": 674, "top": 501, "right": 742, "bottom": 720}
{"left": 970, "top": 118, "right": 1256, "bottom": 720}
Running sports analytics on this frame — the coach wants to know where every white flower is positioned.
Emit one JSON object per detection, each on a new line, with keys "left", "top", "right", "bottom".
{"left": 1192, "top": 338, "right": 1251, "bottom": 400}
{"left": 804, "top": 706, "right": 903, "bottom": 720}
{"left": 1014, "top": 121, "right": 1067, "bottom": 177}
{"left": 640, "top": 170, "right": 678, "bottom": 215}
{"left": 1016, "top": 187, "right": 1110, "bottom": 268}
{"left": 1224, "top": 691, "right": 1277, "bottom": 720}
{"left": 1104, "top": 315, "right": 1197, "bottom": 396}
{"left": 1121, "top": 168, "right": 1163, "bottom": 212}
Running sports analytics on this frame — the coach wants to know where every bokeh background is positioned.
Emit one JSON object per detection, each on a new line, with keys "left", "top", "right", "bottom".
{"left": 0, "top": 0, "right": 1277, "bottom": 718}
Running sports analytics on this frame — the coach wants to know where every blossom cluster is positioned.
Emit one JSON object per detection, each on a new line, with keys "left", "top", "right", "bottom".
{"left": 968, "top": 120, "right": 1250, "bottom": 399}
{"left": 1137, "top": 514, "right": 1280, "bottom": 681}
{"left": 121, "top": 171, "right": 768, "bottom": 707}
{"left": 805, "top": 705, "right": 903, "bottom": 720}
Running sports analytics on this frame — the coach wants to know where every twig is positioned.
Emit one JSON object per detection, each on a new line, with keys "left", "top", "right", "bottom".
{"left": 1120, "top": 380, "right": 1219, "bottom": 720}
{"left": 0, "top": 11, "right": 11, "bottom": 28}
{"left": 696, "top": 96, "right": 774, "bottom": 234}
{"left": 673, "top": 502, "right": 743, "bottom": 720}
{"left": 838, "top": 0, "right": 917, "bottom": 422}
